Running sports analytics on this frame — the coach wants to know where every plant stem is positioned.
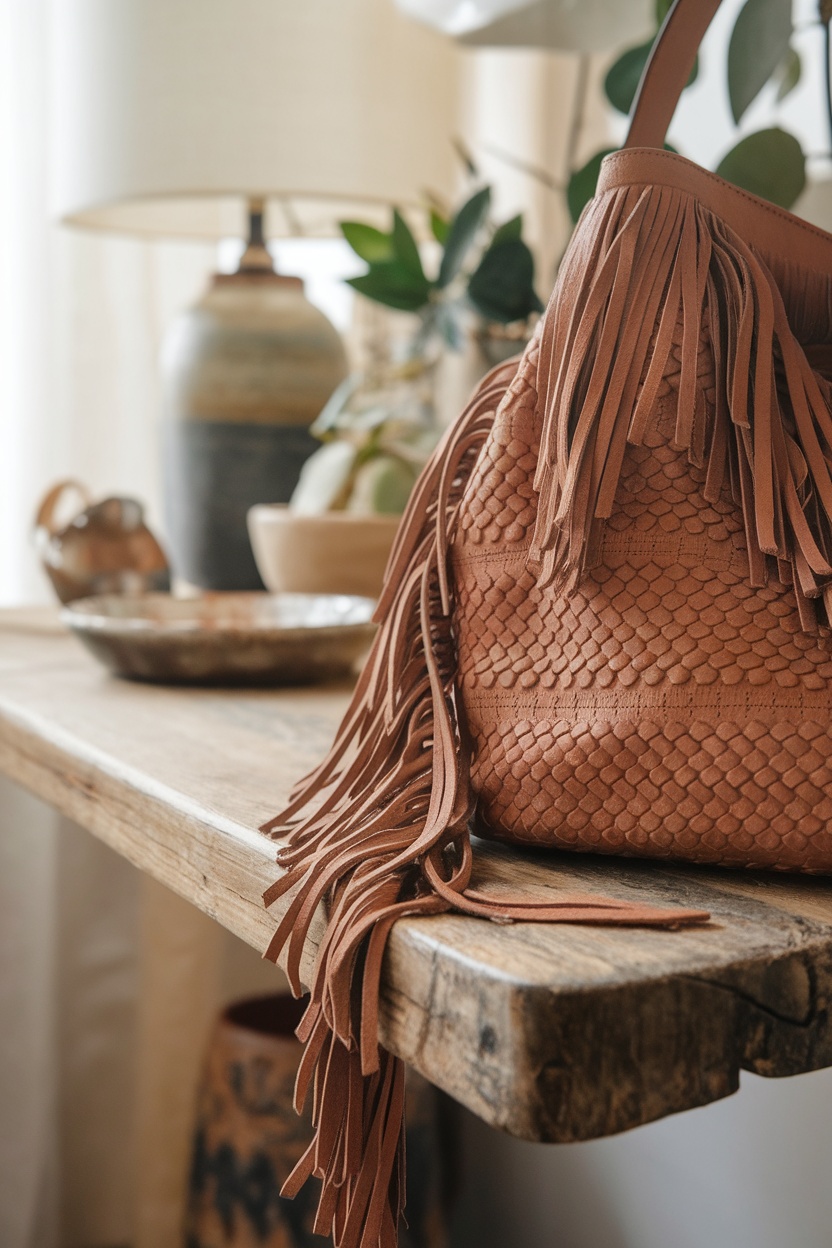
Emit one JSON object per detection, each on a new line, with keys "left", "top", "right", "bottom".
{"left": 480, "top": 143, "right": 564, "bottom": 193}
{"left": 564, "top": 54, "right": 591, "bottom": 184}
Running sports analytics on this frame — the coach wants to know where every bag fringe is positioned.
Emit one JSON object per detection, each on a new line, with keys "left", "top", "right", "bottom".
{"left": 529, "top": 183, "right": 832, "bottom": 631}
{"left": 261, "top": 359, "right": 710, "bottom": 1248}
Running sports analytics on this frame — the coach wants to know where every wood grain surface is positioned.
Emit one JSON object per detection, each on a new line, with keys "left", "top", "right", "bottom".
{"left": 3, "top": 608, "right": 832, "bottom": 1143}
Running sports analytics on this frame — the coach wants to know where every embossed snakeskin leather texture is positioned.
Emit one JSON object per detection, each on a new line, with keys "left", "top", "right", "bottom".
{"left": 453, "top": 335, "right": 832, "bottom": 872}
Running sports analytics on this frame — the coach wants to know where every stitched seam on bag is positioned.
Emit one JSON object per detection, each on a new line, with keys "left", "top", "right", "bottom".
{"left": 452, "top": 543, "right": 746, "bottom": 572}
{"left": 603, "top": 149, "right": 832, "bottom": 252}
{"left": 460, "top": 687, "right": 824, "bottom": 713}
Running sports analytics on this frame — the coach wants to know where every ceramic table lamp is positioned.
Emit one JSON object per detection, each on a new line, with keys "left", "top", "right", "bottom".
{"left": 51, "top": 0, "right": 460, "bottom": 590}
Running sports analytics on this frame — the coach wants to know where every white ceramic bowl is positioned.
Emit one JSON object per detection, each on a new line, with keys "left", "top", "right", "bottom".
{"left": 248, "top": 505, "right": 401, "bottom": 600}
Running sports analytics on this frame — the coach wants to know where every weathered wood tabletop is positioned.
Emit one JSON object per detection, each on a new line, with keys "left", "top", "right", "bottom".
{"left": 2, "top": 606, "right": 832, "bottom": 1144}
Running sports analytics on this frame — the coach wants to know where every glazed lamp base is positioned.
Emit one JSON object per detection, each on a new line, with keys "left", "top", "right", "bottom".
{"left": 161, "top": 268, "right": 347, "bottom": 592}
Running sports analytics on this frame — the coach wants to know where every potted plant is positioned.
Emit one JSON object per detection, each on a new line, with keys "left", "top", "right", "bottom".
{"left": 249, "top": 186, "right": 543, "bottom": 599}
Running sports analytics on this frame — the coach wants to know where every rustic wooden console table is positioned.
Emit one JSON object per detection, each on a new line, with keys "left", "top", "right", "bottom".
{"left": 2, "top": 606, "right": 832, "bottom": 1143}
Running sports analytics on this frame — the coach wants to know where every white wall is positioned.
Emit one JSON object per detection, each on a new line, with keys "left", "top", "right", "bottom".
{"left": 453, "top": 1066, "right": 832, "bottom": 1248}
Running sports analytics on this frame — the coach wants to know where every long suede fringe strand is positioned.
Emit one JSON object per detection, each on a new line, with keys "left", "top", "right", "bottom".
{"left": 529, "top": 183, "right": 832, "bottom": 631}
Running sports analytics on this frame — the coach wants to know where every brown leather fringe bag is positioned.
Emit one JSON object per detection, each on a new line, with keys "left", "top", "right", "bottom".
{"left": 261, "top": 0, "right": 832, "bottom": 1241}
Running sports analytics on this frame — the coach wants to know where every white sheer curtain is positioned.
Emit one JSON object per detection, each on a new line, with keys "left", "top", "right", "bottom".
{"left": 0, "top": 3, "right": 284, "bottom": 1247}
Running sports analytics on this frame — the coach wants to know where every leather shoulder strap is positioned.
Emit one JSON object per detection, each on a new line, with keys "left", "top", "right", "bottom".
{"left": 625, "top": 0, "right": 722, "bottom": 149}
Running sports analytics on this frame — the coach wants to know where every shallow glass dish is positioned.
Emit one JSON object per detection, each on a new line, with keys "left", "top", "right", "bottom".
{"left": 61, "top": 592, "right": 376, "bottom": 686}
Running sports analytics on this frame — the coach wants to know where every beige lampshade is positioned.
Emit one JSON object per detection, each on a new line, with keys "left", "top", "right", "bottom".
{"left": 395, "top": 0, "right": 653, "bottom": 52}
{"left": 51, "top": 0, "right": 461, "bottom": 240}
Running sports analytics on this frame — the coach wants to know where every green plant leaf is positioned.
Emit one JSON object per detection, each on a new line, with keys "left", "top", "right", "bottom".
{"left": 340, "top": 222, "right": 393, "bottom": 264}
{"left": 716, "top": 127, "right": 806, "bottom": 208}
{"left": 311, "top": 375, "right": 362, "bottom": 438}
{"left": 437, "top": 186, "right": 491, "bottom": 289}
{"left": 655, "top": 0, "right": 672, "bottom": 21}
{"left": 605, "top": 36, "right": 698, "bottom": 116}
{"left": 347, "top": 261, "right": 431, "bottom": 312}
{"left": 491, "top": 214, "right": 523, "bottom": 246}
{"left": 567, "top": 148, "right": 616, "bottom": 223}
{"left": 430, "top": 209, "right": 449, "bottom": 245}
{"left": 775, "top": 46, "right": 801, "bottom": 102}
{"left": 290, "top": 440, "right": 359, "bottom": 514}
{"left": 347, "top": 454, "right": 418, "bottom": 516}
{"left": 392, "top": 209, "right": 425, "bottom": 281}
{"left": 727, "top": 0, "right": 792, "bottom": 124}
{"left": 604, "top": 41, "right": 654, "bottom": 115}
{"left": 452, "top": 136, "right": 479, "bottom": 178}
{"left": 467, "top": 239, "right": 544, "bottom": 324}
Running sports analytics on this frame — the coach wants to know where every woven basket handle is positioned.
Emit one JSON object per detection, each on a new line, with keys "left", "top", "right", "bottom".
{"left": 625, "top": 0, "right": 721, "bottom": 149}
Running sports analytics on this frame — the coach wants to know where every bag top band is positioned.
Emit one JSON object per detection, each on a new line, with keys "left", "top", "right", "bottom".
{"left": 599, "top": 148, "right": 832, "bottom": 278}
